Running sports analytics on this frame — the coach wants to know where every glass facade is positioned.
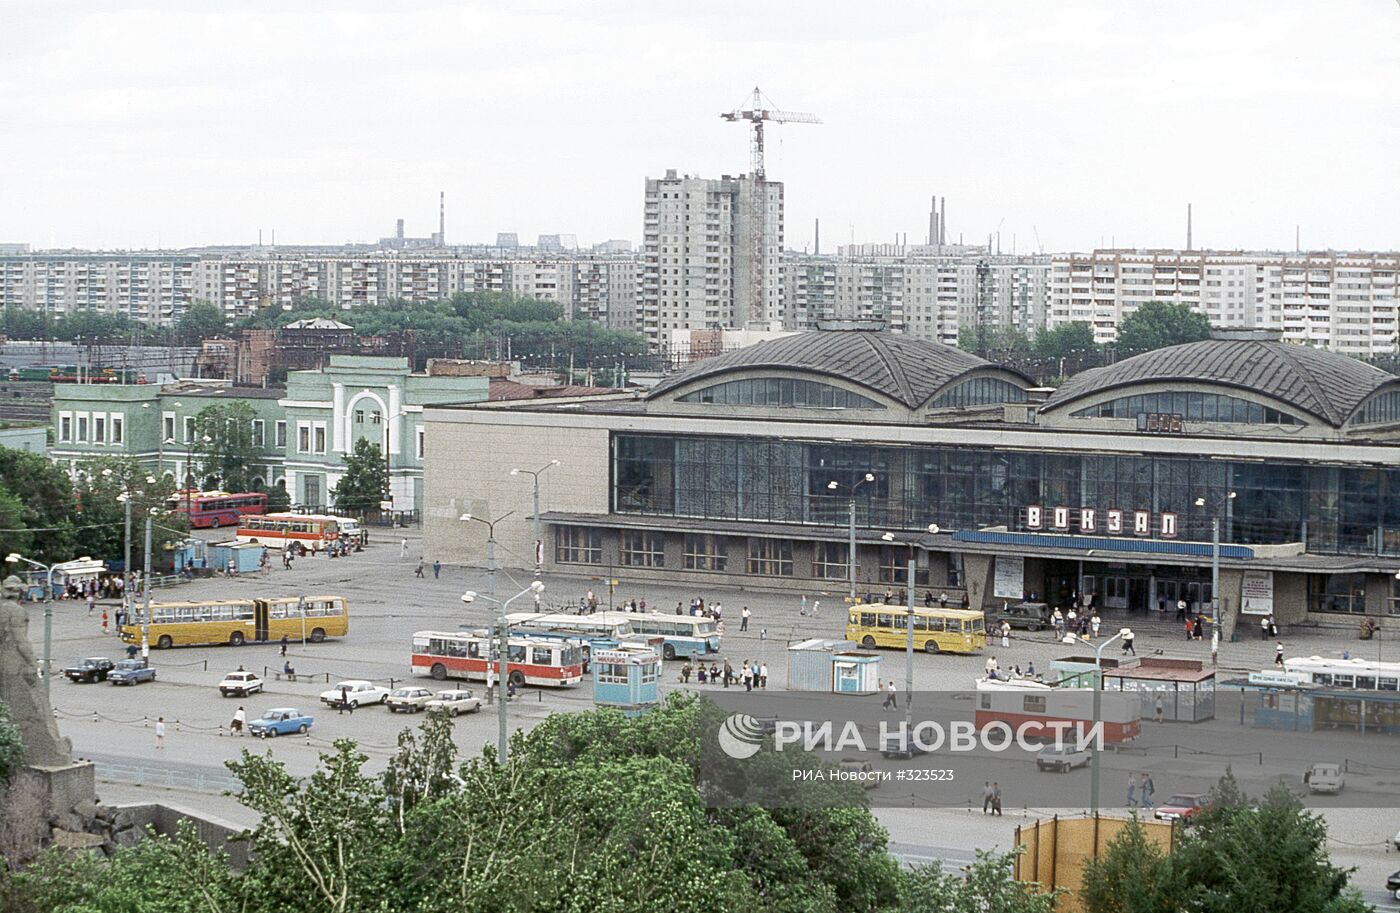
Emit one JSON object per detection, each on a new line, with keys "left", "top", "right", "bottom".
{"left": 676, "top": 377, "right": 885, "bottom": 410}
{"left": 1071, "top": 391, "right": 1299, "bottom": 425}
{"left": 613, "top": 433, "right": 1400, "bottom": 556}
{"left": 930, "top": 378, "right": 1027, "bottom": 409}
{"left": 1351, "top": 391, "right": 1400, "bottom": 426}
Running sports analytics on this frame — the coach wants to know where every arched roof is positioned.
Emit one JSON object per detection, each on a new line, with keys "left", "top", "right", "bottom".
{"left": 648, "top": 331, "right": 1031, "bottom": 409}
{"left": 1042, "top": 339, "right": 1398, "bottom": 426}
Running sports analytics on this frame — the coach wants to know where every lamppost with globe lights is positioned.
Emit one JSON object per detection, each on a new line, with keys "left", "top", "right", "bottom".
{"left": 827, "top": 472, "right": 876, "bottom": 601}
{"left": 510, "top": 460, "right": 561, "bottom": 586}
{"left": 461, "top": 579, "right": 545, "bottom": 761}
{"left": 6, "top": 553, "right": 58, "bottom": 696}
{"left": 1195, "top": 491, "right": 1237, "bottom": 632}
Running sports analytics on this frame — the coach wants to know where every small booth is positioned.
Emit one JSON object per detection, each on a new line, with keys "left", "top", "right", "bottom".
{"left": 787, "top": 638, "right": 881, "bottom": 695}
{"left": 205, "top": 541, "right": 265, "bottom": 576}
{"left": 1236, "top": 671, "right": 1400, "bottom": 736}
{"left": 1102, "top": 658, "right": 1216, "bottom": 722}
{"left": 591, "top": 642, "right": 661, "bottom": 716}
{"left": 1050, "top": 655, "right": 1133, "bottom": 689}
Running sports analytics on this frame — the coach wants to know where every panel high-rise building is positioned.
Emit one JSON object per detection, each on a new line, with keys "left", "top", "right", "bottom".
{"left": 640, "top": 170, "right": 784, "bottom": 348}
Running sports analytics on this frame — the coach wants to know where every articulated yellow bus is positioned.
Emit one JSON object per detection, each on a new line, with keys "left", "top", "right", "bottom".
{"left": 845, "top": 605, "right": 986, "bottom": 655}
{"left": 119, "top": 596, "right": 348, "bottom": 648}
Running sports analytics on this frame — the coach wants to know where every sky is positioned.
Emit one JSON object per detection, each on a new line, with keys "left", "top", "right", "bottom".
{"left": 1, "top": 0, "right": 1398, "bottom": 254}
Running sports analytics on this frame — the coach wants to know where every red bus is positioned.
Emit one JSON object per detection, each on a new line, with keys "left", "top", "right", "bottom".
{"left": 974, "top": 679, "right": 1140, "bottom": 745}
{"left": 411, "top": 630, "right": 585, "bottom": 688}
{"left": 168, "top": 491, "right": 269, "bottom": 529}
{"left": 235, "top": 513, "right": 361, "bottom": 554}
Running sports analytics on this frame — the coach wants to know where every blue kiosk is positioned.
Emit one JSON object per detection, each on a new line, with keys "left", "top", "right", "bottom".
{"left": 591, "top": 641, "right": 662, "bottom": 716}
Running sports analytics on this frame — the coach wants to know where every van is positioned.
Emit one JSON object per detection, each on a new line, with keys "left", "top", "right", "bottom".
{"left": 986, "top": 601, "right": 1052, "bottom": 632}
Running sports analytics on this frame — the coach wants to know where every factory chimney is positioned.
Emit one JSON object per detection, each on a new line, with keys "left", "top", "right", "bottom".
{"left": 814, "top": 218, "right": 820, "bottom": 255}
{"left": 439, "top": 191, "right": 446, "bottom": 246}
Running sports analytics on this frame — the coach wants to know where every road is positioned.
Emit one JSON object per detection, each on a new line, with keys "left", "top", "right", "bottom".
{"left": 27, "top": 525, "right": 1400, "bottom": 903}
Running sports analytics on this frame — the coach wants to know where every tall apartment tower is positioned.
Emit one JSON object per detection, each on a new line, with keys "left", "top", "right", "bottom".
{"left": 641, "top": 170, "right": 784, "bottom": 349}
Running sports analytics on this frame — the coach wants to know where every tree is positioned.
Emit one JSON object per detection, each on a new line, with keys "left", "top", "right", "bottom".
{"left": 331, "top": 439, "right": 386, "bottom": 514}
{"left": 0, "top": 701, "right": 21, "bottom": 787}
{"left": 902, "top": 849, "right": 1061, "bottom": 913}
{"left": 173, "top": 302, "right": 229, "bottom": 345}
{"left": 72, "top": 457, "right": 186, "bottom": 568}
{"left": 1080, "top": 816, "right": 1178, "bottom": 913}
{"left": 191, "top": 402, "right": 262, "bottom": 492}
{"left": 1115, "top": 301, "right": 1212, "bottom": 355}
{"left": 958, "top": 326, "right": 1031, "bottom": 358}
{"left": 1033, "top": 322, "right": 1098, "bottom": 359}
{"left": 0, "top": 448, "right": 75, "bottom": 564}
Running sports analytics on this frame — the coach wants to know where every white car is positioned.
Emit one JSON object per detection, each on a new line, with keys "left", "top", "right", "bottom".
{"left": 1036, "top": 744, "right": 1092, "bottom": 772}
{"left": 218, "top": 670, "right": 264, "bottom": 698}
{"left": 386, "top": 687, "right": 435, "bottom": 713}
{"left": 1305, "top": 763, "right": 1344, "bottom": 795}
{"left": 425, "top": 690, "right": 482, "bottom": 717}
{"left": 319, "top": 680, "right": 389, "bottom": 708}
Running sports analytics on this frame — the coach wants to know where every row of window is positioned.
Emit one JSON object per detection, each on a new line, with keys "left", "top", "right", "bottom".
{"left": 929, "top": 377, "right": 1028, "bottom": 409}
{"left": 1070, "top": 392, "right": 1301, "bottom": 425}
{"left": 56, "top": 411, "right": 124, "bottom": 445}
{"left": 1350, "top": 391, "right": 1400, "bottom": 426}
{"left": 677, "top": 377, "right": 885, "bottom": 410}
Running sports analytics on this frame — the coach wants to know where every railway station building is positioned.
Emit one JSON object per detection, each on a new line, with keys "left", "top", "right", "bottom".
{"left": 423, "top": 326, "right": 1400, "bottom": 634}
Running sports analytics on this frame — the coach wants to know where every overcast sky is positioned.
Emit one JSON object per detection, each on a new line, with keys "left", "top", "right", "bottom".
{"left": 2, "top": 1, "right": 1397, "bottom": 253}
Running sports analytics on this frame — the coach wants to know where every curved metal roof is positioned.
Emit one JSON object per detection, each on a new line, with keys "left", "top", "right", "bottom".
{"left": 1041, "top": 339, "right": 1397, "bottom": 426}
{"left": 648, "top": 331, "right": 1027, "bottom": 408}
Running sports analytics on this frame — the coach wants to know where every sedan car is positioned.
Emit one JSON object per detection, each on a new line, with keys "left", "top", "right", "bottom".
{"left": 1154, "top": 794, "right": 1211, "bottom": 822}
{"left": 107, "top": 659, "right": 157, "bottom": 686}
{"left": 218, "top": 671, "right": 264, "bottom": 698}
{"left": 1386, "top": 868, "right": 1400, "bottom": 901}
{"left": 1304, "top": 763, "right": 1344, "bottom": 795}
{"left": 63, "top": 657, "right": 115, "bottom": 683}
{"left": 386, "top": 687, "right": 435, "bottom": 713}
{"left": 425, "top": 690, "right": 482, "bottom": 717}
{"left": 247, "top": 708, "right": 314, "bottom": 738}
{"left": 319, "top": 680, "right": 389, "bottom": 708}
{"left": 1036, "top": 745, "right": 1092, "bottom": 772}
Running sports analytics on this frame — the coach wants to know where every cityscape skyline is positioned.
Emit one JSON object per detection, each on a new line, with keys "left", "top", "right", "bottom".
{"left": 3, "top": 1, "right": 1398, "bottom": 253}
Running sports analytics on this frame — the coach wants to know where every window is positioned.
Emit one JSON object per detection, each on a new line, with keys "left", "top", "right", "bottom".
{"left": 58, "top": 412, "right": 72, "bottom": 442}
{"left": 930, "top": 377, "right": 1028, "bottom": 409}
{"left": 354, "top": 409, "right": 365, "bottom": 424}
{"left": 683, "top": 534, "right": 727, "bottom": 571}
{"left": 76, "top": 414, "right": 88, "bottom": 442}
{"left": 555, "top": 527, "right": 602, "bottom": 564}
{"left": 313, "top": 423, "right": 326, "bottom": 454}
{"left": 1351, "top": 391, "right": 1400, "bottom": 426}
{"left": 531, "top": 646, "right": 553, "bottom": 665}
{"left": 372, "top": 411, "right": 382, "bottom": 425}
{"left": 1310, "top": 573, "right": 1367, "bottom": 614}
{"left": 416, "top": 427, "right": 424, "bottom": 460}
{"left": 746, "top": 538, "right": 793, "bottom": 576}
{"left": 183, "top": 416, "right": 195, "bottom": 442}
{"left": 1071, "top": 391, "right": 1299, "bottom": 426}
{"left": 879, "top": 546, "right": 929, "bottom": 586}
{"left": 252, "top": 420, "right": 265, "bottom": 447}
{"left": 812, "top": 541, "right": 849, "bottom": 580}
{"left": 162, "top": 413, "right": 175, "bottom": 443}
{"left": 93, "top": 416, "right": 106, "bottom": 443}
{"left": 110, "top": 414, "right": 124, "bottom": 445}
{"left": 275, "top": 421, "right": 287, "bottom": 448}
{"left": 297, "top": 423, "right": 311, "bottom": 454}
{"left": 677, "top": 377, "right": 886, "bottom": 410}
{"left": 620, "top": 530, "right": 665, "bottom": 567}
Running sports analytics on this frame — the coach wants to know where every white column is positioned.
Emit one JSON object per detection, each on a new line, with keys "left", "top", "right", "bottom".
{"left": 387, "top": 385, "right": 402, "bottom": 455}
{"left": 331, "top": 383, "right": 346, "bottom": 453}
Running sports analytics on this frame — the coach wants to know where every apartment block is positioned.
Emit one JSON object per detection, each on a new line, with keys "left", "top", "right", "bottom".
{"left": 0, "top": 255, "right": 197, "bottom": 322}
{"left": 1048, "top": 250, "right": 1400, "bottom": 353}
{"left": 641, "top": 170, "right": 784, "bottom": 348}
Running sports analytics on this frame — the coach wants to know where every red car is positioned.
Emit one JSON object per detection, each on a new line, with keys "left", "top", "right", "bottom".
{"left": 1154, "top": 793, "right": 1210, "bottom": 822}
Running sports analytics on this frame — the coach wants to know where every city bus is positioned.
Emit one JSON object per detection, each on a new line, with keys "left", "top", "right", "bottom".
{"left": 118, "top": 595, "right": 349, "bottom": 648}
{"left": 410, "top": 630, "right": 585, "bottom": 688}
{"left": 504, "top": 612, "right": 633, "bottom": 667}
{"left": 1283, "top": 656, "right": 1400, "bottom": 692}
{"left": 974, "top": 678, "right": 1140, "bottom": 745}
{"left": 235, "top": 513, "right": 360, "bottom": 554}
{"left": 602, "top": 611, "right": 722, "bottom": 660}
{"left": 845, "top": 604, "right": 986, "bottom": 654}
{"left": 168, "top": 491, "right": 268, "bottom": 529}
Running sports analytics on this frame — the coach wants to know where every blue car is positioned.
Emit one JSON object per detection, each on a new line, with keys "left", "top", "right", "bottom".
{"left": 248, "top": 708, "right": 314, "bottom": 738}
{"left": 108, "top": 659, "right": 157, "bottom": 686}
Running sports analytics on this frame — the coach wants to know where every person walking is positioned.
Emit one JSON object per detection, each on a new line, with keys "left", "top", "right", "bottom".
{"left": 1275, "top": 641, "right": 1285, "bottom": 666}
{"left": 1140, "top": 773, "right": 1155, "bottom": 809}
{"left": 280, "top": 634, "right": 289, "bottom": 657}
{"left": 1154, "top": 696, "right": 1164, "bottom": 723}
{"left": 741, "top": 661, "right": 752, "bottom": 692}
{"left": 740, "top": 606, "right": 751, "bottom": 632}
{"left": 400, "top": 537, "right": 409, "bottom": 560}
{"left": 992, "top": 782, "right": 1002, "bottom": 816}
{"left": 1126, "top": 774, "right": 1136, "bottom": 808}
{"left": 1091, "top": 613, "right": 1101, "bottom": 638}
{"left": 722, "top": 660, "right": 733, "bottom": 688}
{"left": 1211, "top": 628, "right": 1219, "bottom": 666}
{"left": 1260, "top": 614, "right": 1270, "bottom": 640}
{"left": 982, "top": 781, "right": 994, "bottom": 814}
{"left": 1122, "top": 629, "right": 1136, "bottom": 655}
{"left": 799, "top": 594, "right": 808, "bottom": 616}
{"left": 87, "top": 593, "right": 95, "bottom": 616}
{"left": 338, "top": 685, "right": 351, "bottom": 714}
{"left": 882, "top": 679, "right": 897, "bottom": 710}
{"left": 432, "top": 560, "right": 441, "bottom": 580}
{"left": 759, "top": 662, "right": 768, "bottom": 689}
{"left": 415, "top": 558, "right": 425, "bottom": 578}
{"left": 1000, "top": 620, "right": 1011, "bottom": 649}
{"left": 231, "top": 706, "right": 246, "bottom": 737}
{"left": 811, "top": 599, "right": 820, "bottom": 618}
{"left": 681, "top": 662, "right": 692, "bottom": 684}
{"left": 155, "top": 716, "right": 166, "bottom": 750}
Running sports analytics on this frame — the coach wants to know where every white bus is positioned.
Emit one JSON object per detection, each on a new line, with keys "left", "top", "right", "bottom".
{"left": 411, "top": 630, "right": 585, "bottom": 688}
{"left": 594, "top": 611, "right": 722, "bottom": 660}
{"left": 235, "top": 513, "right": 361, "bottom": 554}
{"left": 1283, "top": 656, "right": 1400, "bottom": 692}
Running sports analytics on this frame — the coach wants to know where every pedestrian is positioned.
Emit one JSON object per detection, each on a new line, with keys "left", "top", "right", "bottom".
{"left": 985, "top": 655, "right": 999, "bottom": 677}
{"left": 1154, "top": 696, "right": 1164, "bottom": 723}
{"left": 1051, "top": 607, "right": 1064, "bottom": 638}
{"left": 681, "top": 662, "right": 692, "bottom": 684}
{"left": 338, "top": 685, "right": 350, "bottom": 714}
{"left": 400, "top": 537, "right": 409, "bottom": 559}
{"left": 982, "top": 781, "right": 994, "bottom": 814}
{"left": 811, "top": 599, "right": 820, "bottom": 618}
{"left": 87, "top": 593, "right": 95, "bottom": 616}
{"left": 1000, "top": 620, "right": 1011, "bottom": 649}
{"left": 882, "top": 679, "right": 897, "bottom": 710}
{"left": 723, "top": 660, "right": 732, "bottom": 688}
{"left": 799, "top": 594, "right": 808, "bottom": 616}
{"left": 1211, "top": 628, "right": 1219, "bottom": 666}
{"left": 1122, "top": 629, "right": 1136, "bottom": 655}
{"left": 280, "top": 633, "right": 289, "bottom": 657}
{"left": 1260, "top": 614, "right": 1269, "bottom": 640}
{"left": 960, "top": 593, "right": 969, "bottom": 609}
{"left": 231, "top": 706, "right": 246, "bottom": 736}
{"left": 1269, "top": 615, "right": 1279, "bottom": 638}
{"left": 101, "top": 610, "right": 108, "bottom": 633}
{"left": 759, "top": 662, "right": 768, "bottom": 688}
{"left": 1126, "top": 775, "right": 1136, "bottom": 808}
{"left": 1066, "top": 607, "right": 1078, "bottom": 634}
{"left": 1091, "top": 613, "right": 1101, "bottom": 638}
{"left": 1141, "top": 773, "right": 1155, "bottom": 809}
{"left": 740, "top": 606, "right": 751, "bottom": 632}
{"left": 415, "top": 558, "right": 425, "bottom": 578}
{"left": 992, "top": 782, "right": 1002, "bottom": 816}
{"left": 760, "top": 627, "right": 767, "bottom": 641}
{"left": 696, "top": 665, "right": 707, "bottom": 684}
{"left": 1185, "top": 617, "right": 1194, "bottom": 641}
{"left": 709, "top": 663, "right": 719, "bottom": 684}
{"left": 155, "top": 716, "right": 166, "bottom": 750}
{"left": 924, "top": 591, "right": 934, "bottom": 607}
{"left": 432, "top": 560, "right": 441, "bottom": 579}
{"left": 1275, "top": 641, "right": 1285, "bottom": 666}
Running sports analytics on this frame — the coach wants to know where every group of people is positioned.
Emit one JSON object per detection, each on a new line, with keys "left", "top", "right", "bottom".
{"left": 924, "top": 591, "right": 972, "bottom": 609}
{"left": 1126, "top": 772, "right": 1156, "bottom": 809}
{"left": 982, "top": 655, "right": 1041, "bottom": 682}
{"left": 680, "top": 658, "right": 767, "bottom": 690}
{"left": 981, "top": 781, "right": 1004, "bottom": 815}
{"left": 1050, "top": 606, "right": 1102, "bottom": 640}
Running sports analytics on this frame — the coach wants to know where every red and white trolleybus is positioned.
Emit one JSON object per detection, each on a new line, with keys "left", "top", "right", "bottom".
{"left": 411, "top": 630, "right": 585, "bottom": 688}
{"left": 974, "top": 678, "right": 1141, "bottom": 745}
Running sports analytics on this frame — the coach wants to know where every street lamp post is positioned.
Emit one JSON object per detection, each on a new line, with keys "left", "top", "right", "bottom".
{"left": 1194, "top": 492, "right": 1237, "bottom": 631}
{"left": 828, "top": 472, "right": 876, "bottom": 601}
{"left": 460, "top": 510, "right": 517, "bottom": 755}
{"left": 462, "top": 580, "right": 545, "bottom": 762}
{"left": 1086, "top": 627, "right": 1132, "bottom": 815}
{"left": 510, "top": 460, "right": 561, "bottom": 597}
{"left": 7, "top": 554, "right": 57, "bottom": 697}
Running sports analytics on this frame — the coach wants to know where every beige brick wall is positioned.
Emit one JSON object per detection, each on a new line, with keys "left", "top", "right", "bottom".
{"left": 422, "top": 414, "right": 610, "bottom": 569}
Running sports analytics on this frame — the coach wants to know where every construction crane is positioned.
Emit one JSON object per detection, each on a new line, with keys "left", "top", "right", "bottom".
{"left": 720, "top": 87, "right": 820, "bottom": 325}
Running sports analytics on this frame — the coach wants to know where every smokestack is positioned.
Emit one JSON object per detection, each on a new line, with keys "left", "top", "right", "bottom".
{"left": 940, "top": 197, "right": 947, "bottom": 246}
{"left": 396, "top": 218, "right": 405, "bottom": 240}
{"left": 439, "top": 191, "right": 446, "bottom": 246}
{"left": 1186, "top": 203, "right": 1192, "bottom": 251}
{"left": 814, "top": 218, "right": 820, "bottom": 255}
{"left": 929, "top": 196, "right": 936, "bottom": 246}
{"left": 901, "top": 232, "right": 907, "bottom": 247}
{"left": 1295, "top": 224, "right": 1300, "bottom": 254}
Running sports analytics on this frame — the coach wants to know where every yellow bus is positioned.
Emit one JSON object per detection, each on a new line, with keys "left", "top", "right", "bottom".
{"left": 119, "top": 596, "right": 349, "bottom": 648}
{"left": 845, "top": 605, "right": 986, "bottom": 655}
